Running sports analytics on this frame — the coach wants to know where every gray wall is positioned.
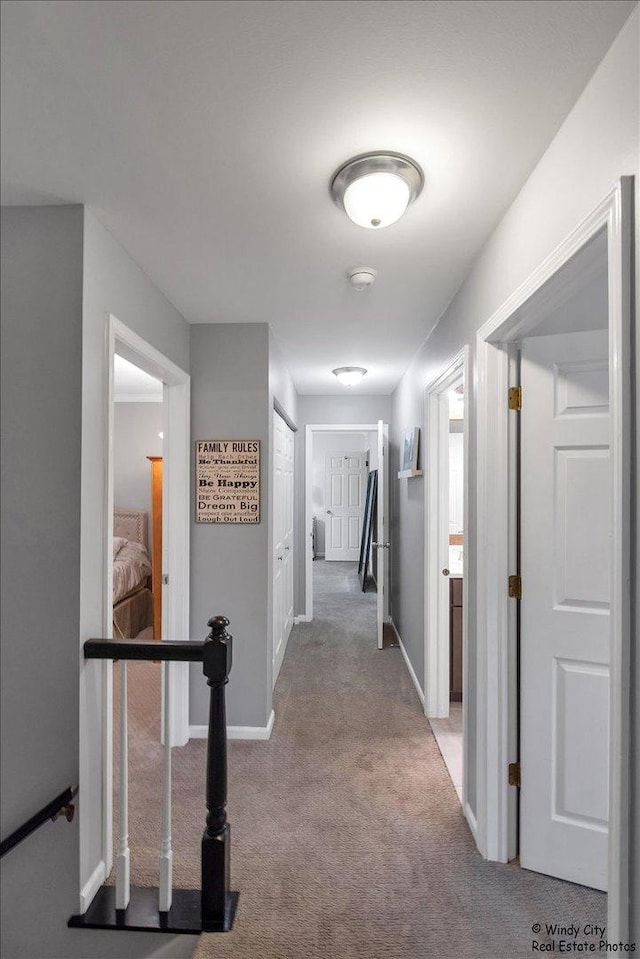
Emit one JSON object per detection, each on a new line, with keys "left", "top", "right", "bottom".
{"left": 79, "top": 209, "right": 191, "bottom": 956}
{"left": 190, "top": 324, "right": 272, "bottom": 728}
{"left": 1, "top": 205, "right": 83, "bottom": 959}
{"left": 268, "top": 330, "right": 297, "bottom": 428}
{"left": 1, "top": 206, "right": 193, "bottom": 959}
{"left": 114, "top": 402, "right": 163, "bottom": 514}
{"left": 294, "top": 394, "right": 392, "bottom": 615}
{"left": 80, "top": 210, "right": 193, "bottom": 959}
{"left": 389, "top": 8, "right": 638, "bottom": 916}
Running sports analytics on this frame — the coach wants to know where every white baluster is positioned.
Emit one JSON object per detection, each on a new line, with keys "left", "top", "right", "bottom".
{"left": 116, "top": 662, "right": 131, "bottom": 910}
{"left": 159, "top": 662, "right": 173, "bottom": 912}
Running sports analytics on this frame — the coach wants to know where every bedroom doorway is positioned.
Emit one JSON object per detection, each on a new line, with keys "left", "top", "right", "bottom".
{"left": 304, "top": 423, "right": 386, "bottom": 638}
{"left": 106, "top": 316, "right": 191, "bottom": 747}
{"left": 424, "top": 350, "right": 469, "bottom": 808}
{"left": 112, "top": 354, "right": 163, "bottom": 643}
{"left": 99, "top": 315, "right": 191, "bottom": 888}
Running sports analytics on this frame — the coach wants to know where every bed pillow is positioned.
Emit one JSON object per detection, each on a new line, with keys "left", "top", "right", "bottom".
{"left": 113, "top": 536, "right": 128, "bottom": 560}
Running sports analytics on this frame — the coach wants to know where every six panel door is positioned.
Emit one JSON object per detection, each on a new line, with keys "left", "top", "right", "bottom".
{"left": 520, "top": 330, "right": 610, "bottom": 891}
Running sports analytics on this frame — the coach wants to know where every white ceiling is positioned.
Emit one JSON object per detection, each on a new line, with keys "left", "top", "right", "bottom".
{"left": 1, "top": 0, "right": 634, "bottom": 394}
{"left": 114, "top": 354, "right": 163, "bottom": 402}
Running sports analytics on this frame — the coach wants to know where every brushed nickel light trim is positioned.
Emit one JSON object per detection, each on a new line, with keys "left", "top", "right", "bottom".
{"left": 332, "top": 366, "right": 368, "bottom": 386}
{"left": 330, "top": 152, "right": 424, "bottom": 228}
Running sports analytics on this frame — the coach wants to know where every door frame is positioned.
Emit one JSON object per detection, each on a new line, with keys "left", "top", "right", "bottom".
{"left": 271, "top": 407, "right": 295, "bottom": 688}
{"left": 423, "top": 347, "right": 469, "bottom": 720}
{"left": 475, "top": 180, "right": 632, "bottom": 938}
{"left": 304, "top": 423, "right": 378, "bottom": 621}
{"left": 101, "top": 314, "right": 190, "bottom": 889}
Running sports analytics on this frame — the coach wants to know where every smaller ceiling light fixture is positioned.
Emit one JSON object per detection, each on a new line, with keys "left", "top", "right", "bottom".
{"left": 348, "top": 267, "right": 377, "bottom": 291}
{"left": 332, "top": 366, "right": 368, "bottom": 387}
{"left": 331, "top": 152, "right": 424, "bottom": 229}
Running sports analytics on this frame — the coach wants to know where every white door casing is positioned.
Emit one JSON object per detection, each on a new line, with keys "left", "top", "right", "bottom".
{"left": 474, "top": 181, "right": 631, "bottom": 940}
{"left": 80, "top": 314, "right": 190, "bottom": 913}
{"left": 375, "top": 421, "right": 390, "bottom": 650}
{"left": 324, "top": 451, "right": 368, "bottom": 562}
{"left": 424, "top": 351, "right": 469, "bottom": 724}
{"left": 304, "top": 424, "right": 379, "bottom": 623}
{"left": 273, "top": 410, "right": 294, "bottom": 685}
{"left": 520, "top": 329, "right": 610, "bottom": 890}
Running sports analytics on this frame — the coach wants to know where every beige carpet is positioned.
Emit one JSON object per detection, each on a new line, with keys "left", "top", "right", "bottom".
{"left": 114, "top": 561, "right": 605, "bottom": 959}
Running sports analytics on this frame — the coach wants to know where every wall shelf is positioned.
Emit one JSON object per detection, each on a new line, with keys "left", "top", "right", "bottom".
{"left": 397, "top": 469, "right": 423, "bottom": 479}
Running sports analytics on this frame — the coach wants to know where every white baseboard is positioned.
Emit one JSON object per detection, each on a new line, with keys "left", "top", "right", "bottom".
{"left": 294, "top": 614, "right": 310, "bottom": 624}
{"left": 189, "top": 725, "right": 208, "bottom": 739}
{"left": 464, "top": 801, "right": 482, "bottom": 852}
{"left": 80, "top": 858, "right": 106, "bottom": 913}
{"left": 189, "top": 710, "right": 275, "bottom": 741}
{"left": 390, "top": 620, "right": 425, "bottom": 707}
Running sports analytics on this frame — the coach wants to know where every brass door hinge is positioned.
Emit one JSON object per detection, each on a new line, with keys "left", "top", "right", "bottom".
{"left": 508, "top": 574, "right": 522, "bottom": 600}
{"left": 508, "top": 762, "right": 521, "bottom": 787}
{"left": 508, "top": 386, "right": 522, "bottom": 411}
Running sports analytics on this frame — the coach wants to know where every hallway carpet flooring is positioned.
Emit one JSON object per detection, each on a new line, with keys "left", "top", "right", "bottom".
{"left": 119, "top": 561, "right": 605, "bottom": 959}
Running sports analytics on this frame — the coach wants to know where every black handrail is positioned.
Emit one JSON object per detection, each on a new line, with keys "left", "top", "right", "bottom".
{"left": 0, "top": 786, "right": 78, "bottom": 859}
{"left": 84, "top": 636, "right": 206, "bottom": 661}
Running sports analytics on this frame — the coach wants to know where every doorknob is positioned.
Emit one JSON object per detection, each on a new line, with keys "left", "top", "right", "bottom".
{"left": 278, "top": 555, "right": 283, "bottom": 561}
{"left": 326, "top": 509, "right": 333, "bottom": 515}
{"left": 285, "top": 546, "right": 290, "bottom": 551}
{"left": 442, "top": 568, "right": 450, "bottom": 576}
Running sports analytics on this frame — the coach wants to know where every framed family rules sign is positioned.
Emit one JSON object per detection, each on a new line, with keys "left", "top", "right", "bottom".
{"left": 195, "top": 440, "right": 261, "bottom": 523}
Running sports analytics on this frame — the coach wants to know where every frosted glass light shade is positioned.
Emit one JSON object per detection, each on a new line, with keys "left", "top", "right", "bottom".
{"left": 330, "top": 152, "right": 423, "bottom": 230}
{"left": 343, "top": 172, "right": 411, "bottom": 229}
{"left": 332, "top": 366, "right": 367, "bottom": 386}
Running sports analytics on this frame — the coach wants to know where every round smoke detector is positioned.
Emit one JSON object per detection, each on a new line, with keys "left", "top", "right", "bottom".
{"left": 348, "top": 268, "right": 377, "bottom": 291}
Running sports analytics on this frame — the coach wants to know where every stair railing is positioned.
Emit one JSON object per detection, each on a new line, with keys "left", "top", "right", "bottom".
{"left": 68, "top": 615, "right": 238, "bottom": 935}
{"left": 0, "top": 786, "right": 78, "bottom": 859}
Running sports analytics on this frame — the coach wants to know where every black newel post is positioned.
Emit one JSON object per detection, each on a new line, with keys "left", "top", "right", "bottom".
{"left": 201, "top": 615, "right": 237, "bottom": 931}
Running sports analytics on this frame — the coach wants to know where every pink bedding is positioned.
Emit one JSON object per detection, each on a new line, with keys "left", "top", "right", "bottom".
{"left": 113, "top": 538, "right": 152, "bottom": 604}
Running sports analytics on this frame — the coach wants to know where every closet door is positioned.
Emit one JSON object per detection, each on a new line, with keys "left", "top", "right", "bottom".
{"left": 273, "top": 411, "right": 294, "bottom": 686}
{"left": 520, "top": 330, "right": 610, "bottom": 890}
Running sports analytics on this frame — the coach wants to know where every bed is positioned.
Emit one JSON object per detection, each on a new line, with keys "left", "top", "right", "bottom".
{"left": 113, "top": 508, "right": 153, "bottom": 639}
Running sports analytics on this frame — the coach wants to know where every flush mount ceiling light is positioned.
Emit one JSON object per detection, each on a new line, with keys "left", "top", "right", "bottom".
{"left": 332, "top": 366, "right": 368, "bottom": 387}
{"left": 348, "top": 267, "right": 377, "bottom": 291}
{"left": 330, "top": 152, "right": 424, "bottom": 229}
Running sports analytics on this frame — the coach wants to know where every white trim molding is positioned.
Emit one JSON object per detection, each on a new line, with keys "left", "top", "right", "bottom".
{"left": 189, "top": 710, "right": 275, "bottom": 741}
{"left": 391, "top": 620, "right": 425, "bottom": 708}
{"left": 464, "top": 802, "right": 481, "bottom": 850}
{"left": 423, "top": 348, "right": 469, "bottom": 722}
{"left": 80, "top": 859, "right": 106, "bottom": 914}
{"left": 80, "top": 314, "right": 191, "bottom": 914}
{"left": 475, "top": 179, "right": 633, "bottom": 941}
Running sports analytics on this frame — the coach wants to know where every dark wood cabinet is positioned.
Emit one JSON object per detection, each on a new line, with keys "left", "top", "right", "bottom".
{"left": 450, "top": 577, "right": 463, "bottom": 702}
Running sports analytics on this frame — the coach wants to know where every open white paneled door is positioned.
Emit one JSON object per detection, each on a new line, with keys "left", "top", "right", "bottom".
{"left": 520, "top": 329, "right": 610, "bottom": 890}
{"left": 324, "top": 451, "right": 368, "bottom": 561}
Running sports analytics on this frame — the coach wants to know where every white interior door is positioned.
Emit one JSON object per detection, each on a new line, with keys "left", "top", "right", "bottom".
{"left": 324, "top": 451, "right": 367, "bottom": 561}
{"left": 273, "top": 410, "right": 294, "bottom": 685}
{"left": 520, "top": 329, "right": 610, "bottom": 890}
{"left": 375, "top": 421, "right": 389, "bottom": 650}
